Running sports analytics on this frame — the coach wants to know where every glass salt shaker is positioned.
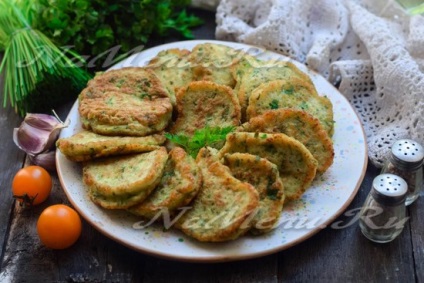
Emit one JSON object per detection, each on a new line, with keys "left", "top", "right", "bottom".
{"left": 381, "top": 139, "right": 424, "bottom": 206}
{"left": 359, "top": 174, "right": 408, "bottom": 243}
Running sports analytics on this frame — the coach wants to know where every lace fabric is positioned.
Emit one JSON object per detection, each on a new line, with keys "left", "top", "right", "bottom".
{"left": 215, "top": 0, "right": 424, "bottom": 167}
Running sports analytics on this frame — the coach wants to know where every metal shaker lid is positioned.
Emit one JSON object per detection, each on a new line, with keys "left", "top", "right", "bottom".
{"left": 371, "top": 174, "right": 408, "bottom": 206}
{"left": 390, "top": 139, "right": 424, "bottom": 170}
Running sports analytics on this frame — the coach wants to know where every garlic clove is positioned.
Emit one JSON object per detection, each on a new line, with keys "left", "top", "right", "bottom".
{"left": 29, "top": 151, "right": 57, "bottom": 172}
{"left": 13, "top": 123, "right": 48, "bottom": 154}
{"left": 24, "top": 113, "right": 63, "bottom": 131}
{"left": 13, "top": 113, "right": 70, "bottom": 155}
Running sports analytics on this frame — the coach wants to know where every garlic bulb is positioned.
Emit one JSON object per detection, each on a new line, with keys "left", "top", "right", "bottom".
{"left": 13, "top": 112, "right": 69, "bottom": 171}
{"left": 29, "top": 151, "right": 57, "bottom": 172}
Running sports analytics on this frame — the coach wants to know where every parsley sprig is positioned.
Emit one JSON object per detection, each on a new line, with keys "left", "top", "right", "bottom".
{"left": 35, "top": 0, "right": 203, "bottom": 60}
{"left": 165, "top": 126, "right": 235, "bottom": 158}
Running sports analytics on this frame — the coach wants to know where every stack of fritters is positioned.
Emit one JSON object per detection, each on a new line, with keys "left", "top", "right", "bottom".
{"left": 57, "top": 42, "right": 336, "bottom": 242}
{"left": 79, "top": 67, "right": 172, "bottom": 136}
{"left": 238, "top": 109, "right": 334, "bottom": 174}
{"left": 176, "top": 147, "right": 259, "bottom": 242}
{"left": 83, "top": 147, "right": 168, "bottom": 209}
{"left": 219, "top": 132, "right": 317, "bottom": 202}
{"left": 56, "top": 130, "right": 166, "bottom": 162}
{"left": 128, "top": 147, "right": 202, "bottom": 219}
{"left": 246, "top": 79, "right": 334, "bottom": 136}
{"left": 223, "top": 153, "right": 285, "bottom": 234}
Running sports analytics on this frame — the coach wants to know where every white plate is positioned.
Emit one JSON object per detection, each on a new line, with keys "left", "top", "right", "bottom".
{"left": 56, "top": 40, "right": 368, "bottom": 262}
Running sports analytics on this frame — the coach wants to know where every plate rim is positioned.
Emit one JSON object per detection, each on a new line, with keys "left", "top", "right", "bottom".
{"left": 56, "top": 39, "right": 368, "bottom": 262}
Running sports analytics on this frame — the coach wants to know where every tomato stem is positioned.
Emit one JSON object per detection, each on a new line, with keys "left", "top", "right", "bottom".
{"left": 13, "top": 193, "right": 38, "bottom": 208}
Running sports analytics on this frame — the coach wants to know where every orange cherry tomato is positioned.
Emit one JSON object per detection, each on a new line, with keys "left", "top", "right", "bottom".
{"left": 12, "top": 165, "right": 52, "bottom": 206}
{"left": 37, "top": 204, "right": 82, "bottom": 249}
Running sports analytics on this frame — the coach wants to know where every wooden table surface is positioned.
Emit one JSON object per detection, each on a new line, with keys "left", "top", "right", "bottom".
{"left": 0, "top": 8, "right": 423, "bottom": 283}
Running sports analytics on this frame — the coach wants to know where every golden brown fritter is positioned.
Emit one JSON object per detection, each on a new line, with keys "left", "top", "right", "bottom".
{"left": 128, "top": 147, "right": 202, "bottom": 219}
{"left": 189, "top": 43, "right": 238, "bottom": 87}
{"left": 246, "top": 79, "right": 334, "bottom": 136}
{"left": 147, "top": 48, "right": 193, "bottom": 105}
{"left": 231, "top": 52, "right": 265, "bottom": 95}
{"left": 56, "top": 130, "right": 165, "bottom": 162}
{"left": 79, "top": 67, "right": 172, "bottom": 136}
{"left": 171, "top": 81, "right": 241, "bottom": 136}
{"left": 83, "top": 147, "right": 168, "bottom": 209}
{"left": 236, "top": 60, "right": 315, "bottom": 119}
{"left": 176, "top": 147, "right": 259, "bottom": 242}
{"left": 219, "top": 132, "right": 318, "bottom": 202}
{"left": 239, "top": 109, "right": 334, "bottom": 174}
{"left": 223, "top": 153, "right": 285, "bottom": 234}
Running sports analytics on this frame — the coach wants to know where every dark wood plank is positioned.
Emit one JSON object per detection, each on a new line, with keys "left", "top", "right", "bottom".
{"left": 0, "top": 56, "right": 26, "bottom": 267}
{"left": 142, "top": 254, "right": 278, "bottom": 283}
{"left": 1, "top": 170, "right": 279, "bottom": 282}
{"left": 1, "top": 160, "right": 398, "bottom": 283}
{"left": 277, "top": 162, "right": 416, "bottom": 282}
{"left": 0, "top": 171, "right": 148, "bottom": 282}
{"left": 409, "top": 191, "right": 424, "bottom": 282}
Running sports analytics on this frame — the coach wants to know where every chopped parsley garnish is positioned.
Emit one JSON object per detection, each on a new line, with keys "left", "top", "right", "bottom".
{"left": 283, "top": 85, "right": 294, "bottom": 95}
{"left": 269, "top": 99, "right": 280, "bottom": 109}
{"left": 300, "top": 101, "right": 309, "bottom": 109}
{"left": 140, "top": 93, "right": 152, "bottom": 100}
{"left": 165, "top": 126, "right": 235, "bottom": 158}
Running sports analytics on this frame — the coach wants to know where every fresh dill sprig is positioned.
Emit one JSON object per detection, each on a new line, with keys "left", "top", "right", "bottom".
{"left": 165, "top": 126, "right": 235, "bottom": 158}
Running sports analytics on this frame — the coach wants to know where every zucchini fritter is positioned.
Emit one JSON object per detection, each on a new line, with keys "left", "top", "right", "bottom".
{"left": 79, "top": 67, "right": 172, "bottom": 136}
{"left": 176, "top": 147, "right": 259, "bottom": 242}
{"left": 237, "top": 60, "right": 315, "bottom": 118}
{"left": 171, "top": 81, "right": 241, "bottom": 136}
{"left": 147, "top": 48, "right": 193, "bottom": 105}
{"left": 56, "top": 130, "right": 165, "bottom": 162}
{"left": 239, "top": 109, "right": 334, "bottom": 174}
{"left": 128, "top": 147, "right": 201, "bottom": 219}
{"left": 83, "top": 147, "right": 168, "bottom": 209}
{"left": 231, "top": 52, "right": 265, "bottom": 95}
{"left": 189, "top": 43, "right": 238, "bottom": 87}
{"left": 223, "top": 153, "right": 285, "bottom": 234}
{"left": 219, "top": 132, "right": 318, "bottom": 202}
{"left": 246, "top": 79, "right": 334, "bottom": 136}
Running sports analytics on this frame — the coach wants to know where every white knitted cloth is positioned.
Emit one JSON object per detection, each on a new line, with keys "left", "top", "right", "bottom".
{"left": 214, "top": 0, "right": 424, "bottom": 167}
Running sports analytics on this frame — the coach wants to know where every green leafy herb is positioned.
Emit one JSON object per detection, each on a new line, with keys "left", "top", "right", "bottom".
{"left": 0, "top": 0, "right": 91, "bottom": 116}
{"left": 155, "top": 5, "right": 203, "bottom": 39}
{"left": 165, "top": 126, "right": 235, "bottom": 158}
{"left": 269, "top": 99, "right": 279, "bottom": 109}
{"left": 0, "top": 0, "right": 202, "bottom": 115}
{"left": 283, "top": 85, "right": 294, "bottom": 95}
{"left": 300, "top": 101, "right": 309, "bottom": 110}
{"left": 34, "top": 0, "right": 203, "bottom": 64}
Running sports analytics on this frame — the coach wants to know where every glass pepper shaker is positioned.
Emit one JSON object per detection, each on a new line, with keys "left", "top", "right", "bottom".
{"left": 381, "top": 139, "right": 424, "bottom": 206}
{"left": 359, "top": 173, "right": 408, "bottom": 243}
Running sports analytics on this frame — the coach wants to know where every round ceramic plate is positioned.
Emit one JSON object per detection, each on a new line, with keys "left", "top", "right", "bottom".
{"left": 56, "top": 40, "right": 367, "bottom": 262}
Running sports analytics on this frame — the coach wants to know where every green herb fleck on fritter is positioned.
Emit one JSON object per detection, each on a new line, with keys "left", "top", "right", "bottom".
{"left": 269, "top": 99, "right": 279, "bottom": 109}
